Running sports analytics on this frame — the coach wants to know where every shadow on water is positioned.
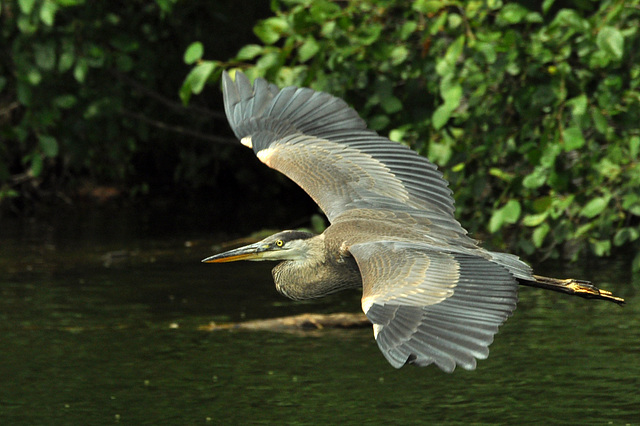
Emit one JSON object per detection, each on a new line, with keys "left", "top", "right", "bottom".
{"left": 1, "top": 207, "right": 638, "bottom": 424}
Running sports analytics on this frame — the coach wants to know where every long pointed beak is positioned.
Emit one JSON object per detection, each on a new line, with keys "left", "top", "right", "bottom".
{"left": 201, "top": 242, "right": 265, "bottom": 263}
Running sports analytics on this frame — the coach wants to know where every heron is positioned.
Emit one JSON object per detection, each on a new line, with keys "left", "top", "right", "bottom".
{"left": 203, "top": 71, "right": 624, "bottom": 372}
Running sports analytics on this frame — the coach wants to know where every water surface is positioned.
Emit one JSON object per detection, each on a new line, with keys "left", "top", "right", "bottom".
{"left": 1, "top": 209, "right": 638, "bottom": 424}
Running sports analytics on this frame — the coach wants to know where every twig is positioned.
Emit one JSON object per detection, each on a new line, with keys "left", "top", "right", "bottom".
{"left": 0, "top": 101, "right": 20, "bottom": 117}
{"left": 121, "top": 109, "right": 237, "bottom": 145}
{"left": 111, "top": 70, "right": 226, "bottom": 120}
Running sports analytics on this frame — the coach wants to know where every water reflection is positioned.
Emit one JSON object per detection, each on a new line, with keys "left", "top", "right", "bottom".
{"left": 0, "top": 211, "right": 637, "bottom": 424}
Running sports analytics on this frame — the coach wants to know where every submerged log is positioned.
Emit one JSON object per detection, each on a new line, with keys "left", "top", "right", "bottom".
{"left": 199, "top": 312, "right": 370, "bottom": 332}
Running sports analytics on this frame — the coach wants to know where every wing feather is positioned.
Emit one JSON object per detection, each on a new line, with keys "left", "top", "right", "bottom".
{"left": 350, "top": 241, "right": 518, "bottom": 372}
{"left": 221, "top": 71, "right": 458, "bottom": 222}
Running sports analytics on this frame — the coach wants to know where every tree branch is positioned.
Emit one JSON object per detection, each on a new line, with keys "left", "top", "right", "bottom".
{"left": 121, "top": 109, "right": 237, "bottom": 145}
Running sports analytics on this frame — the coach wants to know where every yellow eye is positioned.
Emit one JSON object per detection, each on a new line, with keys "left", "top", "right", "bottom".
{"left": 275, "top": 239, "right": 284, "bottom": 247}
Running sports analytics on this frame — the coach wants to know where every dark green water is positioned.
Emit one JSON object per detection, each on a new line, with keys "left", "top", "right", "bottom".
{"left": 1, "top": 210, "right": 638, "bottom": 424}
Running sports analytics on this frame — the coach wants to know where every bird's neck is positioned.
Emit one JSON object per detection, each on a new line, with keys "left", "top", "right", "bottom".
{"left": 272, "top": 236, "right": 362, "bottom": 300}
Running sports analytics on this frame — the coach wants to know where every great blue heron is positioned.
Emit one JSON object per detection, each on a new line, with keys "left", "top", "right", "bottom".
{"left": 203, "top": 71, "right": 624, "bottom": 372}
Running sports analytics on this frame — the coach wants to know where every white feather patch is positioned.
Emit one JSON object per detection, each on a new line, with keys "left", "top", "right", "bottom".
{"left": 241, "top": 136, "right": 253, "bottom": 148}
{"left": 373, "top": 323, "right": 383, "bottom": 339}
{"left": 257, "top": 146, "right": 277, "bottom": 166}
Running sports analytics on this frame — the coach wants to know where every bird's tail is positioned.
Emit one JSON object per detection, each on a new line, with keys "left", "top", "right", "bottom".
{"left": 518, "top": 275, "right": 625, "bottom": 306}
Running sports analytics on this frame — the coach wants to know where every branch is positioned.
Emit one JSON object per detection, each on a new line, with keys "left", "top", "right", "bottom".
{"left": 111, "top": 70, "right": 226, "bottom": 120}
{"left": 0, "top": 101, "right": 20, "bottom": 117}
{"left": 121, "top": 109, "right": 237, "bottom": 145}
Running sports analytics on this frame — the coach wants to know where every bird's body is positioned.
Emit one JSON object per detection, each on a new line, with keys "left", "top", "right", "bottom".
{"left": 204, "top": 71, "right": 624, "bottom": 372}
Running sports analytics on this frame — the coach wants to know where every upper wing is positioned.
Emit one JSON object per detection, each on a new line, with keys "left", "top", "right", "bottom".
{"left": 350, "top": 241, "right": 518, "bottom": 372}
{"left": 222, "top": 71, "right": 458, "bottom": 223}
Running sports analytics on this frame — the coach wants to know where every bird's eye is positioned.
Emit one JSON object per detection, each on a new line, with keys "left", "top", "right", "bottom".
{"left": 275, "top": 239, "right": 284, "bottom": 247}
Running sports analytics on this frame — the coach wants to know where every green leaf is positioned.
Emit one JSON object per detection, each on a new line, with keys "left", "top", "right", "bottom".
{"left": 542, "top": 0, "right": 555, "bottom": 14}
{"left": 30, "top": 154, "right": 43, "bottom": 177}
{"left": 567, "top": 94, "right": 587, "bottom": 118}
{"left": 26, "top": 69, "right": 42, "bottom": 85}
{"left": 18, "top": 0, "right": 36, "bottom": 14}
{"left": 451, "top": 162, "right": 464, "bottom": 172}
{"left": 183, "top": 42, "right": 204, "bottom": 65}
{"left": 475, "top": 42, "right": 497, "bottom": 64}
{"left": 390, "top": 45, "right": 409, "bottom": 66}
{"left": 444, "top": 36, "right": 465, "bottom": 65}
{"left": 562, "top": 126, "right": 585, "bottom": 151}
{"left": 597, "top": 26, "right": 624, "bottom": 61}
{"left": 254, "top": 17, "right": 289, "bottom": 45}
{"left": 17, "top": 14, "right": 37, "bottom": 34}
{"left": 236, "top": 44, "right": 263, "bottom": 61}
{"left": 432, "top": 105, "right": 452, "bottom": 130}
{"left": 39, "top": 135, "right": 59, "bottom": 157}
{"left": 614, "top": 228, "right": 640, "bottom": 247}
{"left": 622, "top": 193, "right": 640, "bottom": 212}
{"left": 448, "top": 13, "right": 463, "bottom": 29}
{"left": 357, "top": 24, "right": 382, "bottom": 46}
{"left": 298, "top": 37, "right": 320, "bottom": 62}
{"left": 591, "top": 108, "right": 608, "bottom": 134}
{"left": 488, "top": 200, "right": 521, "bottom": 233}
{"left": 552, "top": 194, "right": 575, "bottom": 215}
{"left": 522, "top": 212, "right": 548, "bottom": 227}
{"left": 629, "top": 136, "right": 640, "bottom": 159}
{"left": 539, "top": 142, "right": 561, "bottom": 167}
{"left": 591, "top": 239, "right": 611, "bottom": 257}
{"left": 74, "top": 59, "right": 88, "bottom": 83}
{"left": 309, "top": 1, "right": 340, "bottom": 21}
{"left": 276, "top": 66, "right": 305, "bottom": 86}
{"left": 59, "top": 50, "right": 75, "bottom": 73}
{"left": 489, "top": 167, "right": 514, "bottom": 182}
{"left": 34, "top": 42, "right": 56, "bottom": 70}
{"left": 54, "top": 94, "right": 77, "bottom": 108}
{"left": 598, "top": 158, "right": 621, "bottom": 181}
{"left": 412, "top": 0, "right": 447, "bottom": 14}
{"left": 0, "top": 188, "right": 19, "bottom": 200}
{"left": 39, "top": 0, "right": 58, "bottom": 26}
{"left": 502, "top": 200, "right": 522, "bottom": 224}
{"left": 497, "top": 4, "right": 529, "bottom": 25}
{"left": 368, "top": 114, "right": 390, "bottom": 131}
{"left": 575, "top": 222, "right": 595, "bottom": 238}
{"left": 442, "top": 83, "right": 462, "bottom": 109}
{"left": 388, "top": 128, "right": 406, "bottom": 143}
{"left": 522, "top": 168, "right": 548, "bottom": 189}
{"left": 399, "top": 21, "right": 418, "bottom": 41}
{"left": 255, "top": 51, "right": 279, "bottom": 71}
{"left": 532, "top": 223, "right": 550, "bottom": 248}
{"left": 188, "top": 61, "right": 216, "bottom": 93}
{"left": 580, "top": 197, "right": 610, "bottom": 218}
{"left": 180, "top": 61, "right": 216, "bottom": 103}
{"left": 533, "top": 196, "right": 553, "bottom": 212}
{"left": 551, "top": 9, "right": 590, "bottom": 31}
{"left": 380, "top": 96, "right": 402, "bottom": 114}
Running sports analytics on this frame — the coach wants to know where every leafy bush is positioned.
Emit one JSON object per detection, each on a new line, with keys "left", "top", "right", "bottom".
{"left": 183, "top": 0, "right": 640, "bottom": 272}
{"left": 0, "top": 0, "right": 270, "bottom": 209}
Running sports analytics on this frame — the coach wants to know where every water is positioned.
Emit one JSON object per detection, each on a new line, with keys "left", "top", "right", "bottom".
{"left": 1, "top": 209, "right": 638, "bottom": 424}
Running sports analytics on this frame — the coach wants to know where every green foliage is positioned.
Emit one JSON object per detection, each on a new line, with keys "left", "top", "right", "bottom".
{"left": 1, "top": 0, "right": 273, "bottom": 208}
{"left": 1, "top": 0, "right": 177, "bottom": 202}
{"left": 184, "top": 0, "right": 640, "bottom": 269}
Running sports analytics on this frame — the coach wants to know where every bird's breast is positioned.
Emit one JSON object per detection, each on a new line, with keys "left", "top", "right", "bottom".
{"left": 272, "top": 257, "right": 362, "bottom": 301}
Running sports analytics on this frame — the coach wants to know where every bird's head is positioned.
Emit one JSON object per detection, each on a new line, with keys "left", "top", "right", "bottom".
{"left": 202, "top": 230, "right": 317, "bottom": 263}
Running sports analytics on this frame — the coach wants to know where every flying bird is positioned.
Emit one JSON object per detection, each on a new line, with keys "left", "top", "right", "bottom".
{"left": 203, "top": 71, "right": 624, "bottom": 372}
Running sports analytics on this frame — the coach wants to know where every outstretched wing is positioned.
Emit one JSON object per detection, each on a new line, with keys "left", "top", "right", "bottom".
{"left": 349, "top": 241, "right": 518, "bottom": 372}
{"left": 222, "top": 71, "right": 459, "bottom": 225}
